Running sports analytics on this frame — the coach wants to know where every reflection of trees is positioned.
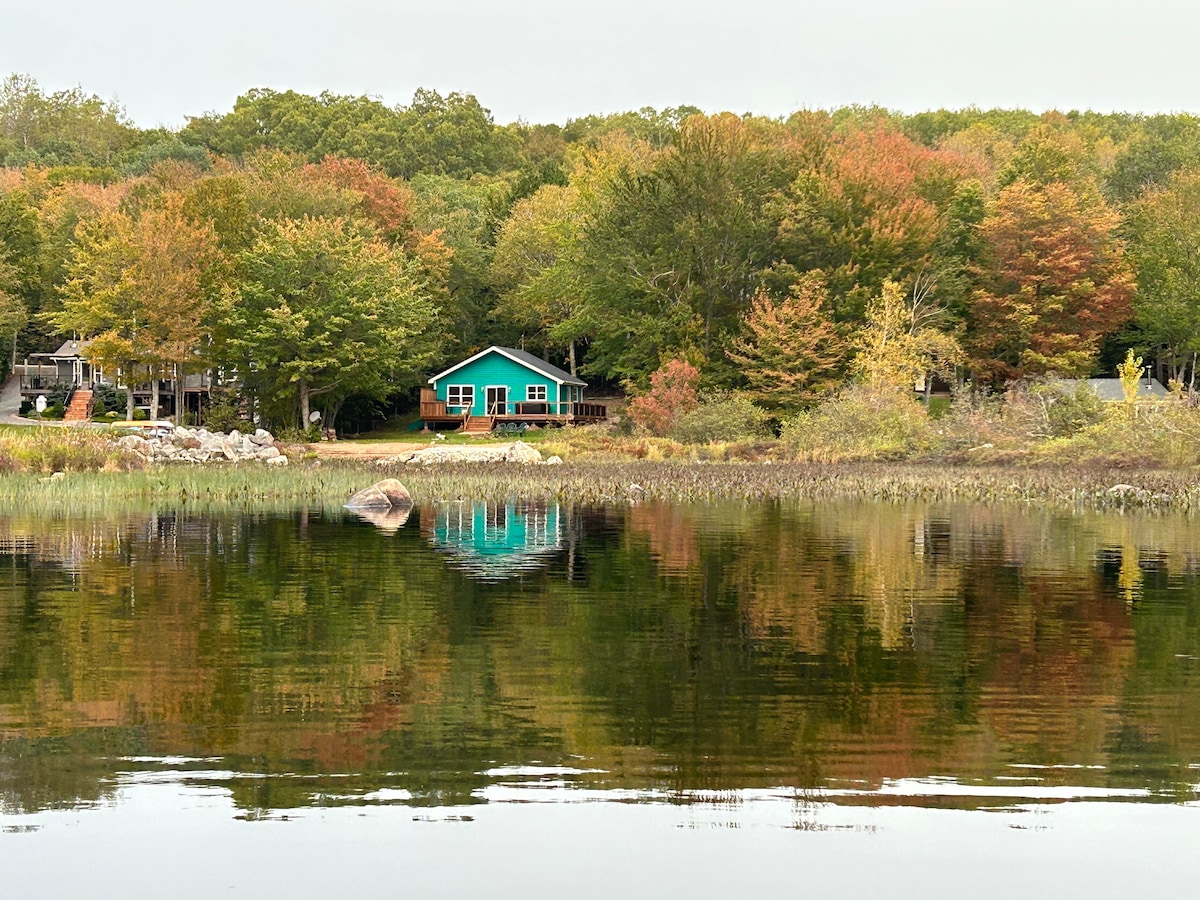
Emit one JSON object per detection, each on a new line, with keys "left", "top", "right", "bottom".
{"left": 2, "top": 503, "right": 1200, "bottom": 812}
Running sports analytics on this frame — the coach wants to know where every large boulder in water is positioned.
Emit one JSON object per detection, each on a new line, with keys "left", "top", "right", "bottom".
{"left": 345, "top": 478, "right": 413, "bottom": 509}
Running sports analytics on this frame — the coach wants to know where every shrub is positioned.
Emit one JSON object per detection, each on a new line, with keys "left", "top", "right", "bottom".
{"left": 43, "top": 403, "right": 64, "bottom": 419}
{"left": 781, "top": 383, "right": 936, "bottom": 461}
{"left": 203, "top": 390, "right": 251, "bottom": 433}
{"left": 627, "top": 359, "right": 700, "bottom": 436}
{"left": 669, "top": 393, "right": 771, "bottom": 444}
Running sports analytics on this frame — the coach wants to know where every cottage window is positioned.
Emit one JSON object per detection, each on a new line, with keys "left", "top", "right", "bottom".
{"left": 526, "top": 385, "right": 547, "bottom": 402}
{"left": 447, "top": 385, "right": 474, "bottom": 409}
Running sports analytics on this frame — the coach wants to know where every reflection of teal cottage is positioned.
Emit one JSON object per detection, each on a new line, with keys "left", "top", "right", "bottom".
{"left": 425, "top": 501, "right": 563, "bottom": 580}
{"left": 421, "top": 346, "right": 606, "bottom": 431}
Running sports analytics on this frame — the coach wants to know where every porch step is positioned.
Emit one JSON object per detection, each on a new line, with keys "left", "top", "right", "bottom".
{"left": 461, "top": 415, "right": 495, "bottom": 434}
{"left": 64, "top": 390, "right": 93, "bottom": 422}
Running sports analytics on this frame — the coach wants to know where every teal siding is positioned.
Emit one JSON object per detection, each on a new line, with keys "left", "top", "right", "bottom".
{"left": 433, "top": 352, "right": 560, "bottom": 416}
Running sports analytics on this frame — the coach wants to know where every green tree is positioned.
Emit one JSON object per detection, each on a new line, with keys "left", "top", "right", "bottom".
{"left": 1126, "top": 167, "right": 1200, "bottom": 386}
{"left": 574, "top": 115, "right": 789, "bottom": 382}
{"left": 219, "top": 217, "right": 438, "bottom": 431}
{"left": 490, "top": 183, "right": 587, "bottom": 373}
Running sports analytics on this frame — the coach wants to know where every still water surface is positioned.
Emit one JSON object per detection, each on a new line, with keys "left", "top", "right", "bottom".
{"left": 1, "top": 499, "right": 1198, "bottom": 897}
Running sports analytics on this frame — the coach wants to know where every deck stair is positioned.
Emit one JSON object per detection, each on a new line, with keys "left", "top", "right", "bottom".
{"left": 63, "top": 389, "right": 94, "bottom": 423}
{"left": 461, "top": 415, "right": 495, "bottom": 434}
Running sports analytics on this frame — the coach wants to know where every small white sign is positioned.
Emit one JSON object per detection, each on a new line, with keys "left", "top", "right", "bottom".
{"left": 35, "top": 395, "right": 47, "bottom": 414}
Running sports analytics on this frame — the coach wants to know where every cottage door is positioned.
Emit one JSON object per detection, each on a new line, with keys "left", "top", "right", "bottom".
{"left": 486, "top": 386, "right": 508, "bottom": 416}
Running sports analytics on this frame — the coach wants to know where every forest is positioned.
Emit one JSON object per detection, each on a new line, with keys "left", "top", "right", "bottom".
{"left": 3, "top": 72, "right": 1200, "bottom": 433}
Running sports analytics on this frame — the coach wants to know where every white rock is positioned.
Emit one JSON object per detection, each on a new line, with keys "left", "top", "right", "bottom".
{"left": 505, "top": 441, "right": 544, "bottom": 465}
{"left": 544, "top": 455, "right": 563, "bottom": 466}
{"left": 266, "top": 455, "right": 289, "bottom": 467}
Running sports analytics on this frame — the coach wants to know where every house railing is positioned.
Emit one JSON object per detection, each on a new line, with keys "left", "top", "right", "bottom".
{"left": 16, "top": 365, "right": 69, "bottom": 394}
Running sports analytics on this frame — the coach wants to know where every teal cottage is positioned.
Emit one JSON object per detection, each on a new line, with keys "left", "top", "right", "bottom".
{"left": 421, "top": 346, "right": 606, "bottom": 432}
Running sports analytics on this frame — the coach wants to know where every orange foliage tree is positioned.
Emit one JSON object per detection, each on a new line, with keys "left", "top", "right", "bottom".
{"left": 726, "top": 274, "right": 846, "bottom": 410}
{"left": 773, "top": 123, "right": 975, "bottom": 320}
{"left": 966, "top": 179, "right": 1134, "bottom": 381}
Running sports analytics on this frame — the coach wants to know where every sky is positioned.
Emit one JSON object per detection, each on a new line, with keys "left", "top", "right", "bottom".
{"left": 3, "top": 0, "right": 1198, "bottom": 128}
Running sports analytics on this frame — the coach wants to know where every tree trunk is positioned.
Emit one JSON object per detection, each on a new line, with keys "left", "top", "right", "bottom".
{"left": 568, "top": 340, "right": 577, "bottom": 377}
{"left": 299, "top": 378, "right": 311, "bottom": 432}
{"left": 125, "top": 364, "right": 136, "bottom": 421}
{"left": 150, "top": 373, "right": 159, "bottom": 421}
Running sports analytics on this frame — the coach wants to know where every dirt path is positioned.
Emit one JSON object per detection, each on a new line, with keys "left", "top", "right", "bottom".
{"left": 305, "top": 440, "right": 430, "bottom": 460}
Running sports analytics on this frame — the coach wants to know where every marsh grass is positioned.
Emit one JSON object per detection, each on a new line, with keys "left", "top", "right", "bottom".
{"left": 386, "top": 460, "right": 1200, "bottom": 512}
{"left": 0, "top": 427, "right": 139, "bottom": 474}
{"left": 0, "top": 464, "right": 374, "bottom": 516}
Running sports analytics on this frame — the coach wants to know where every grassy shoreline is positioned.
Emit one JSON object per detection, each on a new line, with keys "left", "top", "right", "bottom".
{"left": 0, "top": 458, "right": 1197, "bottom": 515}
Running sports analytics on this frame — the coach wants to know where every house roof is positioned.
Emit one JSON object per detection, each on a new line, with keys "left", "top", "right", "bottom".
{"left": 30, "top": 339, "right": 92, "bottom": 359}
{"left": 1050, "top": 377, "right": 1169, "bottom": 401}
{"left": 429, "top": 346, "right": 586, "bottom": 387}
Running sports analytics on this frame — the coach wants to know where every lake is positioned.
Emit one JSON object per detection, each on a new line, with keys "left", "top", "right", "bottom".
{"left": 1, "top": 498, "right": 1198, "bottom": 897}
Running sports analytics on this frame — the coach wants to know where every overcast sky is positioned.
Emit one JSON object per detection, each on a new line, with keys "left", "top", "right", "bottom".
{"left": 4, "top": 0, "right": 1197, "bottom": 128}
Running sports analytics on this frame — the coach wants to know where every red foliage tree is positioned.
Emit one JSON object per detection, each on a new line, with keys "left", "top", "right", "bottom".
{"left": 627, "top": 358, "right": 701, "bottom": 436}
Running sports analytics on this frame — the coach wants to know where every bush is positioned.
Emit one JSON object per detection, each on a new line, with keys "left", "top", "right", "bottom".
{"left": 203, "top": 390, "right": 251, "bottom": 433}
{"left": 669, "top": 393, "right": 771, "bottom": 444}
{"left": 43, "top": 403, "right": 64, "bottom": 419}
{"left": 92, "top": 383, "right": 128, "bottom": 415}
{"left": 781, "top": 384, "right": 936, "bottom": 461}
{"left": 627, "top": 359, "right": 700, "bottom": 436}
{"left": 1013, "top": 382, "right": 1106, "bottom": 438}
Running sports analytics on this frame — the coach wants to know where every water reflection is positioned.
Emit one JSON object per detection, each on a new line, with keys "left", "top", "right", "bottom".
{"left": 423, "top": 500, "right": 565, "bottom": 580}
{"left": 0, "top": 501, "right": 1198, "bottom": 821}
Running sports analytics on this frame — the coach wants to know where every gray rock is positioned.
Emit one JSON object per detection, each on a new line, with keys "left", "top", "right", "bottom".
{"left": 345, "top": 478, "right": 413, "bottom": 509}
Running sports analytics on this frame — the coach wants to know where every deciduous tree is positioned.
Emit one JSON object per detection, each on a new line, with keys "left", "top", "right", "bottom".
{"left": 966, "top": 179, "right": 1133, "bottom": 382}
{"left": 219, "top": 217, "right": 438, "bottom": 431}
{"left": 726, "top": 274, "right": 846, "bottom": 410}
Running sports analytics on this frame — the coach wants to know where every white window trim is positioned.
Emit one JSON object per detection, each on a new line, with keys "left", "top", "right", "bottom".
{"left": 526, "top": 384, "right": 547, "bottom": 401}
{"left": 447, "top": 384, "right": 474, "bottom": 410}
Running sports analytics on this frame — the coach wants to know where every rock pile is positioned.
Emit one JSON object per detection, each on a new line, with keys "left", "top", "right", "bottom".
{"left": 375, "top": 440, "right": 553, "bottom": 466}
{"left": 115, "top": 427, "right": 288, "bottom": 466}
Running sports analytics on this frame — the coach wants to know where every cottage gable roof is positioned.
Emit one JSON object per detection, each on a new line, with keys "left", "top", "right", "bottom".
{"left": 429, "top": 346, "right": 586, "bottom": 387}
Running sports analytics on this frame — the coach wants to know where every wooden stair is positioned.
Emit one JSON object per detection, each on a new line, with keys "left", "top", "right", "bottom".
{"left": 461, "top": 415, "right": 495, "bottom": 434}
{"left": 63, "top": 389, "right": 93, "bottom": 423}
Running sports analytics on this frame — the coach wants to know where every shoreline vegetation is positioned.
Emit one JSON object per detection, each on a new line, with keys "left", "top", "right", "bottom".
{"left": 2, "top": 406, "right": 1200, "bottom": 513}
{"left": 0, "top": 451, "right": 1197, "bottom": 515}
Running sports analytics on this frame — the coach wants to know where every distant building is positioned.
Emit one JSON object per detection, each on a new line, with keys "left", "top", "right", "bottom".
{"left": 1049, "top": 377, "right": 1169, "bottom": 402}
